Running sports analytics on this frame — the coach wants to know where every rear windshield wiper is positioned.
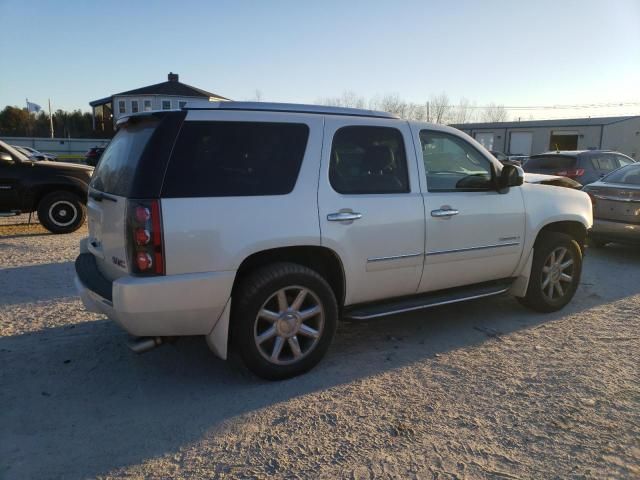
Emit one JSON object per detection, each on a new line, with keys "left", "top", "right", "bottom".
{"left": 89, "top": 191, "right": 117, "bottom": 202}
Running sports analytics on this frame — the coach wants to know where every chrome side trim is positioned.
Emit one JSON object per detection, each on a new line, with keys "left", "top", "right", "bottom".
{"left": 347, "top": 288, "right": 510, "bottom": 320}
{"left": 426, "top": 242, "right": 520, "bottom": 256}
{"left": 367, "top": 252, "right": 424, "bottom": 263}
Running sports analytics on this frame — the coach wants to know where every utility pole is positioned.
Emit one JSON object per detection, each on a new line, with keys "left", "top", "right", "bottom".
{"left": 48, "top": 99, "right": 54, "bottom": 139}
{"left": 426, "top": 101, "right": 430, "bottom": 123}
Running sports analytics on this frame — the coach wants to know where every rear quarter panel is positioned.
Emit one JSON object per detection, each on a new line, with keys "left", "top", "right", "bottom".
{"left": 161, "top": 111, "right": 324, "bottom": 275}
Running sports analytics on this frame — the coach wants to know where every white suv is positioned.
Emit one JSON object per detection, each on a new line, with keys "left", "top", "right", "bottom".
{"left": 75, "top": 102, "right": 592, "bottom": 379}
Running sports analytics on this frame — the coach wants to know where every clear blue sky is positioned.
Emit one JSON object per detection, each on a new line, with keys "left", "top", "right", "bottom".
{"left": 1, "top": 0, "right": 639, "bottom": 118}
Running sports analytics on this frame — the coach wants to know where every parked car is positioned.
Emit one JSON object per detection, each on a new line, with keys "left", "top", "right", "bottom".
{"left": 583, "top": 163, "right": 640, "bottom": 246}
{"left": 85, "top": 146, "right": 106, "bottom": 167}
{"left": 13, "top": 145, "right": 58, "bottom": 161}
{"left": 523, "top": 150, "right": 635, "bottom": 186}
{"left": 0, "top": 140, "right": 92, "bottom": 233}
{"left": 75, "top": 102, "right": 592, "bottom": 380}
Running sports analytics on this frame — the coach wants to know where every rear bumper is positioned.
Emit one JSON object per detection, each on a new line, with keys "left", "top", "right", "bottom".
{"left": 590, "top": 218, "right": 640, "bottom": 244}
{"left": 75, "top": 252, "right": 235, "bottom": 337}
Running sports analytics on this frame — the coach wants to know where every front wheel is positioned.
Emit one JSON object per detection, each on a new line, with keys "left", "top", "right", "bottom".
{"left": 37, "top": 191, "right": 86, "bottom": 234}
{"left": 518, "top": 232, "right": 582, "bottom": 313}
{"left": 231, "top": 263, "right": 338, "bottom": 380}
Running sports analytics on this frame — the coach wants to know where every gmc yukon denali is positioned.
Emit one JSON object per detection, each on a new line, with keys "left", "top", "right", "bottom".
{"left": 75, "top": 102, "right": 593, "bottom": 379}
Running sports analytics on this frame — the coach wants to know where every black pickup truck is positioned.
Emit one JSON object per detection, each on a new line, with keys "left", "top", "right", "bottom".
{"left": 0, "top": 140, "right": 92, "bottom": 233}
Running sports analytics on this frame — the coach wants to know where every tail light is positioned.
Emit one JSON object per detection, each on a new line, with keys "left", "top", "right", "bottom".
{"left": 556, "top": 168, "right": 585, "bottom": 178}
{"left": 127, "top": 199, "right": 165, "bottom": 275}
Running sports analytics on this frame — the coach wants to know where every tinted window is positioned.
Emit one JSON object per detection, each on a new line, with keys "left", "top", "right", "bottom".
{"left": 329, "top": 126, "right": 409, "bottom": 194}
{"left": 420, "top": 130, "right": 493, "bottom": 191}
{"left": 90, "top": 117, "right": 159, "bottom": 196}
{"left": 602, "top": 164, "right": 640, "bottom": 185}
{"left": 524, "top": 155, "right": 576, "bottom": 170}
{"left": 162, "top": 121, "right": 309, "bottom": 197}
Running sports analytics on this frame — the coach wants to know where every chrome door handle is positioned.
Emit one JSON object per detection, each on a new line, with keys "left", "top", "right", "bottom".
{"left": 431, "top": 208, "right": 459, "bottom": 218}
{"left": 327, "top": 212, "right": 363, "bottom": 222}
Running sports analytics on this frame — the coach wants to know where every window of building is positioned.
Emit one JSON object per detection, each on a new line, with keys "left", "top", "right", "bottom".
{"left": 118, "top": 100, "right": 126, "bottom": 114}
{"left": 178, "top": 101, "right": 187, "bottom": 109}
{"left": 161, "top": 99, "right": 172, "bottom": 110}
{"left": 143, "top": 99, "right": 152, "bottom": 112}
{"left": 162, "top": 121, "right": 309, "bottom": 197}
{"left": 329, "top": 126, "right": 409, "bottom": 194}
{"left": 131, "top": 100, "right": 139, "bottom": 113}
{"left": 420, "top": 130, "right": 493, "bottom": 191}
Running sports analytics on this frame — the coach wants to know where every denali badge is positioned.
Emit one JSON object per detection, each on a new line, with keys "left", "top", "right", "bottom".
{"left": 112, "top": 256, "right": 126, "bottom": 268}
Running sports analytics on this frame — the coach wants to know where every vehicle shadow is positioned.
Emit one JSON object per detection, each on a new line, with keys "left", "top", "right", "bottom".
{"left": 0, "top": 262, "right": 75, "bottom": 305}
{"left": 1, "top": 245, "right": 639, "bottom": 479}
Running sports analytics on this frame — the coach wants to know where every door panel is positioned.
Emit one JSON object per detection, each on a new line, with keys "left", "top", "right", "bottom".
{"left": 414, "top": 126, "right": 525, "bottom": 293}
{"left": 318, "top": 118, "right": 425, "bottom": 305}
{"left": 0, "top": 161, "right": 22, "bottom": 211}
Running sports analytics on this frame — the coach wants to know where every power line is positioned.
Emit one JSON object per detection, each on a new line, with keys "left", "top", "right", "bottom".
{"left": 442, "top": 101, "right": 640, "bottom": 110}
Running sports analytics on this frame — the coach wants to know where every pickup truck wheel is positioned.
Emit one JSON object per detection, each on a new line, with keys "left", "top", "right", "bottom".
{"left": 518, "top": 232, "right": 582, "bottom": 313}
{"left": 37, "top": 191, "right": 86, "bottom": 234}
{"left": 232, "top": 262, "right": 338, "bottom": 380}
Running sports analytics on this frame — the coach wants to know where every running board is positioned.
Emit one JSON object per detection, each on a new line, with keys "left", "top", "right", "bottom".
{"left": 344, "top": 278, "right": 514, "bottom": 320}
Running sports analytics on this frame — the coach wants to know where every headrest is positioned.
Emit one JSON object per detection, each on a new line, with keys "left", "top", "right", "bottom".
{"left": 365, "top": 145, "right": 394, "bottom": 172}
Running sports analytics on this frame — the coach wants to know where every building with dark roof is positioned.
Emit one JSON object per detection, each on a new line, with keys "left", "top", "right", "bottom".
{"left": 452, "top": 115, "right": 640, "bottom": 159}
{"left": 89, "top": 72, "right": 229, "bottom": 133}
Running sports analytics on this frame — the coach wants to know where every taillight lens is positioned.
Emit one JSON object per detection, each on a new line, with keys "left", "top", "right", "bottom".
{"left": 127, "top": 199, "right": 165, "bottom": 275}
{"left": 556, "top": 168, "right": 585, "bottom": 178}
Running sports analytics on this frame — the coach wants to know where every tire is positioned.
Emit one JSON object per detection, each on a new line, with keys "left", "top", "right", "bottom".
{"left": 231, "top": 262, "right": 338, "bottom": 380}
{"left": 37, "top": 191, "right": 86, "bottom": 234}
{"left": 517, "top": 232, "right": 582, "bottom": 313}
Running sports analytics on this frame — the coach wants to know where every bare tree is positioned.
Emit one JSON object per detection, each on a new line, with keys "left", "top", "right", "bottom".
{"left": 317, "top": 90, "right": 366, "bottom": 109}
{"left": 480, "top": 102, "right": 509, "bottom": 122}
{"left": 429, "top": 92, "right": 450, "bottom": 124}
{"left": 451, "top": 97, "right": 475, "bottom": 124}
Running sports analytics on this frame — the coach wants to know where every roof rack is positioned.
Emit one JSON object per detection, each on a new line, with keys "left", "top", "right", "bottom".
{"left": 182, "top": 100, "right": 399, "bottom": 119}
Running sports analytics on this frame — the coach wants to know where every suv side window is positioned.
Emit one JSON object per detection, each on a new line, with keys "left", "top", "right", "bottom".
{"left": 162, "top": 121, "right": 309, "bottom": 197}
{"left": 615, "top": 154, "right": 634, "bottom": 167}
{"left": 329, "top": 126, "right": 409, "bottom": 194}
{"left": 590, "top": 154, "right": 617, "bottom": 172}
{"left": 420, "top": 130, "right": 494, "bottom": 191}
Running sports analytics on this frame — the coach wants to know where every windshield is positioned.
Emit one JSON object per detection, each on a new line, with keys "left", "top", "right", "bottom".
{"left": 90, "top": 118, "right": 159, "bottom": 196}
{"left": 602, "top": 164, "right": 640, "bottom": 185}
{"left": 0, "top": 140, "right": 30, "bottom": 161}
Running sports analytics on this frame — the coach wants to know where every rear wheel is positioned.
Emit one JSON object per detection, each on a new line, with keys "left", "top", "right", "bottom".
{"left": 232, "top": 262, "right": 338, "bottom": 380}
{"left": 518, "top": 232, "right": 582, "bottom": 312}
{"left": 37, "top": 191, "right": 86, "bottom": 234}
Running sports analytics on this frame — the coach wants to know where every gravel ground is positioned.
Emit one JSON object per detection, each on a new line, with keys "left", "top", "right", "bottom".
{"left": 1, "top": 216, "right": 639, "bottom": 479}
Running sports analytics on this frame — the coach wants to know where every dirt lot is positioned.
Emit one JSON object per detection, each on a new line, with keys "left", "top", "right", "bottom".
{"left": 1, "top": 217, "right": 639, "bottom": 479}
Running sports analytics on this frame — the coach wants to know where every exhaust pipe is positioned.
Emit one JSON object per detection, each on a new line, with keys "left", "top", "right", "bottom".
{"left": 127, "top": 336, "right": 163, "bottom": 354}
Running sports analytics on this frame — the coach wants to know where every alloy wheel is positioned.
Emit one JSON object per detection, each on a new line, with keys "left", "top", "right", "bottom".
{"left": 253, "top": 286, "right": 325, "bottom": 365}
{"left": 541, "top": 247, "right": 574, "bottom": 301}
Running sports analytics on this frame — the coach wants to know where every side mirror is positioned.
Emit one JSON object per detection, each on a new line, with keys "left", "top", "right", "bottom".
{"left": 0, "top": 152, "right": 14, "bottom": 164}
{"left": 498, "top": 164, "right": 524, "bottom": 191}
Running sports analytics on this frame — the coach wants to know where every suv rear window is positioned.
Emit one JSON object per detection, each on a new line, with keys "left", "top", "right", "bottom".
{"left": 525, "top": 155, "right": 576, "bottom": 170}
{"left": 90, "top": 117, "right": 159, "bottom": 196}
{"left": 162, "top": 121, "right": 309, "bottom": 197}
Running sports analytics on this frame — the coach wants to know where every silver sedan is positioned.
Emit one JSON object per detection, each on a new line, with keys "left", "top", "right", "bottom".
{"left": 583, "top": 163, "right": 640, "bottom": 247}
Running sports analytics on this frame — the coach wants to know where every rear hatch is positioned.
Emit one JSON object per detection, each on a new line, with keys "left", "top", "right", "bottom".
{"left": 87, "top": 112, "right": 184, "bottom": 281}
{"left": 524, "top": 155, "right": 578, "bottom": 176}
